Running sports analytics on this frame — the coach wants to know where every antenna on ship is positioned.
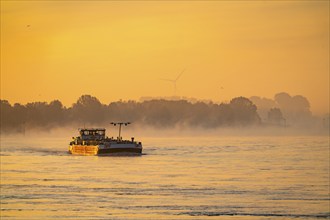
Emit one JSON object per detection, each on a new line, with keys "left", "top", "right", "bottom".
{"left": 110, "top": 122, "right": 131, "bottom": 141}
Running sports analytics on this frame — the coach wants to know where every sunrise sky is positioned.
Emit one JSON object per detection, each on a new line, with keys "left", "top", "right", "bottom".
{"left": 1, "top": 1, "right": 329, "bottom": 115}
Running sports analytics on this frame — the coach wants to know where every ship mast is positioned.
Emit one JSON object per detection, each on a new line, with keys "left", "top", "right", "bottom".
{"left": 110, "top": 122, "right": 131, "bottom": 140}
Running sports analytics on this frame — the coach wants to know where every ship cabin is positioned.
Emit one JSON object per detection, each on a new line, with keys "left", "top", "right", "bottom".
{"left": 79, "top": 128, "right": 105, "bottom": 141}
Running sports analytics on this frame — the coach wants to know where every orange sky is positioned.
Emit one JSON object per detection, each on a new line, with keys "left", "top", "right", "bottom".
{"left": 1, "top": 1, "right": 329, "bottom": 115}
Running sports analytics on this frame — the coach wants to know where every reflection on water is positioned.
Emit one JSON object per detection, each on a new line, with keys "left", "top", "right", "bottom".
{"left": 1, "top": 136, "right": 329, "bottom": 219}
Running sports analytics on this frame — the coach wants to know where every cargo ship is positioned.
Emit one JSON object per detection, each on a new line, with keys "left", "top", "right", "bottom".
{"left": 68, "top": 122, "right": 142, "bottom": 155}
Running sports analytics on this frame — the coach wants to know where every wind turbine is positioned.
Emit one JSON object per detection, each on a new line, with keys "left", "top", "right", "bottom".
{"left": 160, "top": 69, "right": 185, "bottom": 96}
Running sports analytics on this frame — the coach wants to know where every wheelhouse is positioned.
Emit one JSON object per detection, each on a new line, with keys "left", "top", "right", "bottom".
{"left": 79, "top": 128, "right": 105, "bottom": 141}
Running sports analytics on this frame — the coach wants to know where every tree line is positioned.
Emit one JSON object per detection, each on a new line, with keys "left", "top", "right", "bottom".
{"left": 250, "top": 92, "right": 313, "bottom": 126}
{"left": 0, "top": 95, "right": 263, "bottom": 133}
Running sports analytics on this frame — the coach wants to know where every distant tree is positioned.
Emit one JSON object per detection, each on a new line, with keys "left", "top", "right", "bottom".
{"left": 141, "top": 100, "right": 175, "bottom": 127}
{"left": 12, "top": 103, "right": 27, "bottom": 132}
{"left": 48, "top": 100, "right": 66, "bottom": 125}
{"left": 217, "top": 103, "right": 234, "bottom": 126}
{"left": 274, "top": 92, "right": 312, "bottom": 126}
{"left": 107, "top": 100, "right": 142, "bottom": 123}
{"left": 25, "top": 102, "right": 49, "bottom": 127}
{"left": 274, "top": 92, "right": 292, "bottom": 108}
{"left": 229, "top": 97, "right": 261, "bottom": 125}
{"left": 268, "top": 108, "right": 284, "bottom": 126}
{"left": 275, "top": 93, "right": 311, "bottom": 114}
{"left": 250, "top": 96, "right": 277, "bottom": 121}
{"left": 0, "top": 100, "right": 13, "bottom": 132}
{"left": 71, "top": 95, "right": 105, "bottom": 124}
{"left": 75, "top": 95, "right": 102, "bottom": 107}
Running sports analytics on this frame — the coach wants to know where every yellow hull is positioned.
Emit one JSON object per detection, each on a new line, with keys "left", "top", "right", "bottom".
{"left": 69, "top": 145, "right": 98, "bottom": 156}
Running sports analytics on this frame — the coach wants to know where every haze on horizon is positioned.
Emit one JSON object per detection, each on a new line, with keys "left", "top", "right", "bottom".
{"left": 1, "top": 1, "right": 329, "bottom": 115}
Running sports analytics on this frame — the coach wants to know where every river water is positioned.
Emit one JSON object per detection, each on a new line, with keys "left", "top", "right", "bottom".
{"left": 0, "top": 135, "right": 329, "bottom": 219}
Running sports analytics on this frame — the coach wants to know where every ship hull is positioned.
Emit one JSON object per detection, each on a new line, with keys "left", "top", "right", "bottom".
{"left": 69, "top": 144, "right": 142, "bottom": 156}
{"left": 98, "top": 148, "right": 142, "bottom": 154}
